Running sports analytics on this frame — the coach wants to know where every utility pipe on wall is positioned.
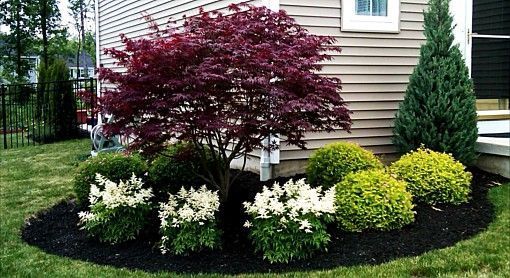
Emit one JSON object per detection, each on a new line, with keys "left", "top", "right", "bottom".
{"left": 260, "top": 134, "right": 280, "bottom": 181}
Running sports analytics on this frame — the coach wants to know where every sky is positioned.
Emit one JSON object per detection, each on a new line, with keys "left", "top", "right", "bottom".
{"left": 1, "top": 0, "right": 95, "bottom": 37}
{"left": 58, "top": 0, "right": 96, "bottom": 36}
{"left": 59, "top": 0, "right": 75, "bottom": 33}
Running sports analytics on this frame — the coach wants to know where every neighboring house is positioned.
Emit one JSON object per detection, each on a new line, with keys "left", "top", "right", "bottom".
{"left": 0, "top": 55, "right": 40, "bottom": 83}
{"left": 96, "top": 0, "right": 510, "bottom": 176}
{"left": 66, "top": 52, "right": 95, "bottom": 79}
{"left": 24, "top": 56, "right": 40, "bottom": 83}
{"left": 0, "top": 38, "right": 40, "bottom": 83}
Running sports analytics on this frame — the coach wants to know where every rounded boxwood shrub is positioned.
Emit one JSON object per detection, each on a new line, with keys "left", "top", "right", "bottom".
{"left": 335, "top": 169, "right": 415, "bottom": 232}
{"left": 74, "top": 153, "right": 148, "bottom": 206}
{"left": 307, "top": 142, "right": 384, "bottom": 188}
{"left": 148, "top": 142, "right": 214, "bottom": 199}
{"left": 389, "top": 147, "right": 472, "bottom": 205}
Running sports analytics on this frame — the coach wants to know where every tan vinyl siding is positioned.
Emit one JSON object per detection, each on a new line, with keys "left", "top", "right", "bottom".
{"left": 97, "top": 0, "right": 262, "bottom": 72}
{"left": 280, "top": 145, "right": 397, "bottom": 160}
{"left": 97, "top": 0, "right": 428, "bottom": 173}
{"left": 277, "top": 0, "right": 427, "bottom": 163}
{"left": 96, "top": 0, "right": 265, "bottom": 168}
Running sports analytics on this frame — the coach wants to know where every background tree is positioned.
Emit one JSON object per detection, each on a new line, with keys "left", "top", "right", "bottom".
{"left": 100, "top": 4, "right": 351, "bottom": 202}
{"left": 392, "top": 0, "right": 478, "bottom": 165}
{"left": 33, "top": 0, "right": 60, "bottom": 66}
{"left": 0, "top": 31, "right": 13, "bottom": 82}
{"left": 69, "top": 0, "right": 94, "bottom": 77}
{"left": 0, "top": 0, "right": 36, "bottom": 82}
{"left": 33, "top": 0, "right": 60, "bottom": 123}
{"left": 1, "top": 0, "right": 62, "bottom": 82}
{"left": 47, "top": 29, "right": 95, "bottom": 64}
{"left": 47, "top": 28, "right": 74, "bottom": 58}
{"left": 82, "top": 31, "right": 96, "bottom": 64}
{"left": 47, "top": 59, "right": 77, "bottom": 138}
{"left": 35, "top": 61, "right": 49, "bottom": 119}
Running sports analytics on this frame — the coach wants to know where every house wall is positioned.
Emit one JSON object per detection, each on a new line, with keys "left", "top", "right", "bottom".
{"left": 272, "top": 0, "right": 428, "bottom": 176}
{"left": 97, "top": 0, "right": 429, "bottom": 176}
{"left": 97, "top": 0, "right": 262, "bottom": 73}
{"left": 96, "top": 0, "right": 265, "bottom": 173}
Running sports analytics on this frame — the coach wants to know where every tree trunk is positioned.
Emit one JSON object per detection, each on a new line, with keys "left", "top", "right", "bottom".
{"left": 80, "top": 1, "right": 87, "bottom": 78}
{"left": 15, "top": 1, "right": 22, "bottom": 78}
{"left": 219, "top": 166, "right": 231, "bottom": 203}
{"left": 76, "top": 22, "right": 80, "bottom": 79}
{"left": 41, "top": 0, "right": 48, "bottom": 66}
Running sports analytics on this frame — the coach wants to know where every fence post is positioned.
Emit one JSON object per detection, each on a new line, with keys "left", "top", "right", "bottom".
{"left": 1, "top": 84, "right": 7, "bottom": 149}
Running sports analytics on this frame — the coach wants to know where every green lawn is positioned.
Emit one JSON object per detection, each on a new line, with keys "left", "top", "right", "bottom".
{"left": 1, "top": 140, "right": 509, "bottom": 277}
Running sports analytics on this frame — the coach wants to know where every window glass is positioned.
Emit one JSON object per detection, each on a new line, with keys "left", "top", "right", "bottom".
{"left": 356, "top": 0, "right": 370, "bottom": 15}
{"left": 472, "top": 38, "right": 510, "bottom": 110}
{"left": 473, "top": 0, "right": 510, "bottom": 36}
{"left": 372, "top": 0, "right": 387, "bottom": 16}
{"left": 471, "top": 0, "right": 509, "bottom": 109}
{"left": 355, "top": 0, "right": 388, "bottom": 16}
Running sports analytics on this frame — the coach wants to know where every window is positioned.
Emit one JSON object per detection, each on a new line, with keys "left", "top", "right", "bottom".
{"left": 342, "top": 0, "right": 400, "bottom": 33}
{"left": 79, "top": 69, "right": 89, "bottom": 78}
{"left": 356, "top": 0, "right": 387, "bottom": 16}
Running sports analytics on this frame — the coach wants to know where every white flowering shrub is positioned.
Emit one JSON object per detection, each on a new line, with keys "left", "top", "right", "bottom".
{"left": 78, "top": 173, "right": 153, "bottom": 244}
{"left": 159, "top": 186, "right": 221, "bottom": 255}
{"left": 243, "top": 179, "right": 335, "bottom": 263}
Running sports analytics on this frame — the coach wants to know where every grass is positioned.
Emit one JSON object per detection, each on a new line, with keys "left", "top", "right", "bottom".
{"left": 1, "top": 133, "right": 40, "bottom": 149}
{"left": 0, "top": 139, "right": 509, "bottom": 277}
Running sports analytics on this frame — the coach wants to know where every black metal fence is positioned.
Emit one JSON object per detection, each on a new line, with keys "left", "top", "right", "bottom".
{"left": 0, "top": 78, "right": 98, "bottom": 149}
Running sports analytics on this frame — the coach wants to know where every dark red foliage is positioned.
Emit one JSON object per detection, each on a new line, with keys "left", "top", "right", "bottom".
{"left": 76, "top": 89, "right": 99, "bottom": 113}
{"left": 99, "top": 4, "right": 351, "bottom": 200}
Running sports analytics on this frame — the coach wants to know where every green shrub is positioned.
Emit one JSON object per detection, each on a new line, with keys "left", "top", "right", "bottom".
{"left": 148, "top": 142, "right": 214, "bottom": 198}
{"left": 335, "top": 169, "right": 415, "bottom": 232}
{"left": 78, "top": 174, "right": 153, "bottom": 244}
{"left": 390, "top": 147, "right": 472, "bottom": 205}
{"left": 307, "top": 142, "right": 383, "bottom": 188}
{"left": 47, "top": 59, "right": 78, "bottom": 139}
{"left": 392, "top": 0, "right": 478, "bottom": 165}
{"left": 159, "top": 186, "right": 221, "bottom": 255}
{"left": 244, "top": 179, "right": 336, "bottom": 263}
{"left": 74, "top": 153, "right": 148, "bottom": 206}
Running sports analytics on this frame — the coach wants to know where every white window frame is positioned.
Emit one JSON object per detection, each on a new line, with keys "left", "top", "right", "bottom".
{"left": 341, "top": 0, "right": 401, "bottom": 33}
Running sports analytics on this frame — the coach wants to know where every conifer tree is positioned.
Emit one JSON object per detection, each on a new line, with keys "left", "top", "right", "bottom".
{"left": 48, "top": 59, "right": 77, "bottom": 139}
{"left": 393, "top": 0, "right": 478, "bottom": 165}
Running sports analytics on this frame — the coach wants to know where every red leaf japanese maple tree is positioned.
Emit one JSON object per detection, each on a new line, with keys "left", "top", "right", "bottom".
{"left": 99, "top": 4, "right": 351, "bottom": 201}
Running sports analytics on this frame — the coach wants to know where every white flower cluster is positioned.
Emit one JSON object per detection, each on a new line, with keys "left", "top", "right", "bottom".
{"left": 159, "top": 185, "right": 220, "bottom": 230}
{"left": 78, "top": 173, "right": 153, "bottom": 223}
{"left": 243, "top": 179, "right": 335, "bottom": 233}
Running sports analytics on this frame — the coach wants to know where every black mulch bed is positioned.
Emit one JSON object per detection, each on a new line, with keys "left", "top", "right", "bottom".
{"left": 21, "top": 168, "right": 507, "bottom": 274}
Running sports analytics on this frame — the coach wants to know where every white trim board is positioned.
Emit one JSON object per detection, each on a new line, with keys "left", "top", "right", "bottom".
{"left": 478, "top": 120, "right": 510, "bottom": 135}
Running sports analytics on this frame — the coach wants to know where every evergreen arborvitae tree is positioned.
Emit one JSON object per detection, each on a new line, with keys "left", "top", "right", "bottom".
{"left": 393, "top": 0, "right": 478, "bottom": 165}
{"left": 48, "top": 59, "right": 77, "bottom": 139}
{"left": 36, "top": 62, "right": 49, "bottom": 120}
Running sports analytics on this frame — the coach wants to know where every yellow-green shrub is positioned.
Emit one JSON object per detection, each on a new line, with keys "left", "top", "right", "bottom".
{"left": 389, "top": 147, "right": 472, "bottom": 205}
{"left": 335, "top": 169, "right": 415, "bottom": 232}
{"left": 307, "top": 142, "right": 383, "bottom": 188}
